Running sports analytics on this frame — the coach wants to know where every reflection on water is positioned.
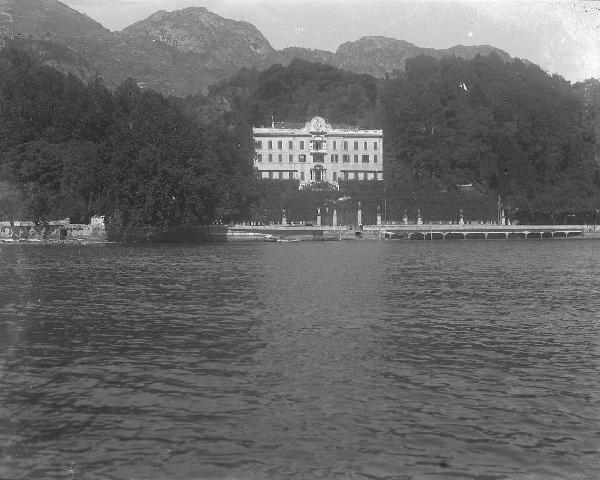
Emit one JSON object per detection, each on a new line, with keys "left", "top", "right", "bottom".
{"left": 1, "top": 241, "right": 600, "bottom": 479}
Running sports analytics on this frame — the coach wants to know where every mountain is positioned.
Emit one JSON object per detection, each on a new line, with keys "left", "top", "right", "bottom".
{"left": 331, "top": 36, "right": 512, "bottom": 77}
{"left": 0, "top": 0, "right": 521, "bottom": 97}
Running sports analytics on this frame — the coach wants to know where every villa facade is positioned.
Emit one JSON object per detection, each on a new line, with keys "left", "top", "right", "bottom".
{"left": 252, "top": 116, "right": 383, "bottom": 188}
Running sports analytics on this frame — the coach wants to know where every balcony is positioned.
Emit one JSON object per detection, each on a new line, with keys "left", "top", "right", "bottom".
{"left": 309, "top": 142, "right": 327, "bottom": 153}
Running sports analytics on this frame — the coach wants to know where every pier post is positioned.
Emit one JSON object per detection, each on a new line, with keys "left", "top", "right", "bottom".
{"left": 332, "top": 208, "right": 337, "bottom": 227}
{"left": 417, "top": 209, "right": 423, "bottom": 225}
{"left": 403, "top": 210, "right": 408, "bottom": 225}
{"left": 316, "top": 207, "right": 322, "bottom": 227}
{"left": 376, "top": 206, "right": 382, "bottom": 226}
{"left": 282, "top": 208, "right": 288, "bottom": 226}
{"left": 357, "top": 202, "right": 362, "bottom": 226}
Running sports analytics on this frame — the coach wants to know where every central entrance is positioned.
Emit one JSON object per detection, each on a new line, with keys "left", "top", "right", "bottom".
{"left": 311, "top": 165, "right": 325, "bottom": 182}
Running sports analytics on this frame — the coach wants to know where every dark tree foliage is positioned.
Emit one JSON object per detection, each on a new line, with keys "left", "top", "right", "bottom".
{"left": 207, "top": 59, "right": 380, "bottom": 128}
{"left": 382, "top": 54, "right": 600, "bottom": 220}
{"left": 0, "top": 44, "right": 255, "bottom": 229}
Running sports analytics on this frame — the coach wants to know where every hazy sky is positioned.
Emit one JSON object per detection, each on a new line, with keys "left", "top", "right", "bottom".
{"left": 62, "top": 0, "right": 600, "bottom": 83}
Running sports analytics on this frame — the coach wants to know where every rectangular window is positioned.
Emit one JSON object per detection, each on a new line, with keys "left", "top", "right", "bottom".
{"left": 343, "top": 141, "right": 348, "bottom": 151}
{"left": 268, "top": 154, "right": 273, "bottom": 162}
{"left": 268, "top": 140, "right": 272, "bottom": 150}
{"left": 278, "top": 154, "right": 283, "bottom": 163}
{"left": 363, "top": 141, "right": 368, "bottom": 150}
{"left": 331, "top": 154, "right": 338, "bottom": 163}
{"left": 300, "top": 140, "right": 305, "bottom": 150}
{"left": 289, "top": 154, "right": 293, "bottom": 162}
{"left": 344, "top": 171, "right": 349, "bottom": 181}
{"left": 333, "top": 140, "right": 337, "bottom": 150}
{"left": 257, "top": 140, "right": 262, "bottom": 149}
{"left": 257, "top": 154, "right": 262, "bottom": 163}
{"left": 374, "top": 141, "right": 378, "bottom": 150}
{"left": 363, "top": 171, "right": 368, "bottom": 180}
{"left": 354, "top": 172, "right": 359, "bottom": 180}
{"left": 300, "top": 172, "right": 305, "bottom": 181}
{"left": 332, "top": 172, "right": 337, "bottom": 182}
{"left": 299, "top": 154, "right": 306, "bottom": 163}
{"left": 289, "top": 171, "right": 294, "bottom": 179}
{"left": 279, "top": 171, "right": 283, "bottom": 179}
{"left": 269, "top": 171, "right": 273, "bottom": 179}
{"left": 374, "top": 155, "right": 378, "bottom": 163}
{"left": 362, "top": 155, "right": 369, "bottom": 163}
{"left": 354, "top": 141, "right": 358, "bottom": 150}
{"left": 342, "top": 154, "right": 350, "bottom": 163}
{"left": 354, "top": 155, "right": 359, "bottom": 163}
{"left": 288, "top": 141, "right": 293, "bottom": 150}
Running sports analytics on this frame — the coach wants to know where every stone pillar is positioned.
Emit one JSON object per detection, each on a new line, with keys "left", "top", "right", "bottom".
{"left": 417, "top": 209, "right": 423, "bottom": 225}
{"left": 403, "top": 210, "right": 408, "bottom": 225}
{"left": 282, "top": 208, "right": 288, "bottom": 226}
{"left": 459, "top": 209, "right": 464, "bottom": 225}
{"left": 332, "top": 208, "right": 338, "bottom": 227}
{"left": 357, "top": 201, "right": 362, "bottom": 226}
{"left": 376, "top": 206, "right": 382, "bottom": 226}
{"left": 316, "top": 207, "right": 322, "bottom": 227}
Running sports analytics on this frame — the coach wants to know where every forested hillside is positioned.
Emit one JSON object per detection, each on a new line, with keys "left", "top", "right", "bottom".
{"left": 0, "top": 44, "right": 255, "bottom": 235}
{"left": 207, "top": 54, "right": 600, "bottom": 223}
{"left": 1, "top": 43, "right": 599, "bottom": 229}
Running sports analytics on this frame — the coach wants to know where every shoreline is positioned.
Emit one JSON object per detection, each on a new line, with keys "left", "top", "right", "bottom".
{"left": 1, "top": 224, "right": 598, "bottom": 244}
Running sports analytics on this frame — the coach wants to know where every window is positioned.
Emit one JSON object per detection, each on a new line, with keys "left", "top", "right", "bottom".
{"left": 268, "top": 154, "right": 273, "bottom": 162}
{"left": 354, "top": 172, "right": 359, "bottom": 180}
{"left": 354, "top": 141, "right": 358, "bottom": 150}
{"left": 344, "top": 171, "right": 349, "bottom": 180}
{"left": 278, "top": 154, "right": 282, "bottom": 162}
{"left": 374, "top": 155, "right": 378, "bottom": 163}
{"left": 289, "top": 154, "right": 293, "bottom": 162}
{"left": 363, "top": 141, "right": 367, "bottom": 150}
{"left": 332, "top": 172, "right": 337, "bottom": 181}
{"left": 289, "top": 171, "right": 294, "bottom": 179}
{"left": 262, "top": 171, "right": 269, "bottom": 179}
{"left": 269, "top": 171, "right": 273, "bottom": 179}
{"left": 257, "top": 154, "right": 262, "bottom": 163}
{"left": 268, "top": 140, "right": 272, "bottom": 150}
{"left": 300, "top": 140, "right": 305, "bottom": 150}
{"left": 363, "top": 171, "right": 368, "bottom": 180}
{"left": 257, "top": 140, "right": 262, "bottom": 149}
{"left": 354, "top": 155, "right": 359, "bottom": 163}
{"left": 333, "top": 140, "right": 337, "bottom": 150}
{"left": 279, "top": 171, "right": 283, "bottom": 179}
{"left": 300, "top": 172, "right": 305, "bottom": 181}
{"left": 342, "top": 154, "right": 350, "bottom": 163}
{"left": 343, "top": 141, "right": 348, "bottom": 151}
{"left": 299, "top": 154, "right": 306, "bottom": 163}
{"left": 278, "top": 140, "right": 282, "bottom": 150}
{"left": 331, "top": 154, "right": 339, "bottom": 163}
{"left": 362, "top": 155, "right": 369, "bottom": 163}
{"left": 288, "top": 141, "right": 293, "bottom": 149}
{"left": 374, "top": 141, "right": 378, "bottom": 150}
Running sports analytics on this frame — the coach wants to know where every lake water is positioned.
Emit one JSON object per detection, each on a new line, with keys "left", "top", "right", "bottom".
{"left": 1, "top": 240, "right": 600, "bottom": 479}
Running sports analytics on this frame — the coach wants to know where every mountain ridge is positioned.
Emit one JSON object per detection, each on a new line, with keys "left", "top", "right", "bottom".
{"left": 0, "top": 0, "right": 521, "bottom": 96}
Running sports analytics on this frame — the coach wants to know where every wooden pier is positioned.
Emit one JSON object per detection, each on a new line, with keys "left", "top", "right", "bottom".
{"left": 220, "top": 223, "right": 592, "bottom": 241}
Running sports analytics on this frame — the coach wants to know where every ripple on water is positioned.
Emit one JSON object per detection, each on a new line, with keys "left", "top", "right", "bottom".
{"left": 1, "top": 241, "right": 600, "bottom": 479}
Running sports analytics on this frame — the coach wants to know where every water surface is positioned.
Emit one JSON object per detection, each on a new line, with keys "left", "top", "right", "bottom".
{"left": 1, "top": 240, "right": 600, "bottom": 479}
